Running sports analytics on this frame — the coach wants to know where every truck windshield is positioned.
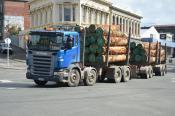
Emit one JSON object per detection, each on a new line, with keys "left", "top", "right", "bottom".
{"left": 28, "top": 34, "right": 63, "bottom": 51}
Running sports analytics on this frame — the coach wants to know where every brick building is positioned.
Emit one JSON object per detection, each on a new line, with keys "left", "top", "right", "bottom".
{"left": 4, "top": 0, "right": 30, "bottom": 30}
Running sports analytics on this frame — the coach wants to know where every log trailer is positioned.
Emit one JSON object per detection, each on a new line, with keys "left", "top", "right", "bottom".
{"left": 129, "top": 41, "right": 167, "bottom": 79}
{"left": 87, "top": 26, "right": 167, "bottom": 82}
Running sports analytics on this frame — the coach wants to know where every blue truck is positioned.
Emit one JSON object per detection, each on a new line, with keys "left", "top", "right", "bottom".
{"left": 26, "top": 27, "right": 98, "bottom": 87}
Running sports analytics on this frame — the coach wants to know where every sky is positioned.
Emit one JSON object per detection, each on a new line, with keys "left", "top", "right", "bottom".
{"left": 112, "top": 0, "right": 175, "bottom": 26}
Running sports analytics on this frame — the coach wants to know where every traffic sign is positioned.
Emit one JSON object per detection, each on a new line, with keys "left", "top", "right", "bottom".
{"left": 5, "top": 38, "right": 11, "bottom": 44}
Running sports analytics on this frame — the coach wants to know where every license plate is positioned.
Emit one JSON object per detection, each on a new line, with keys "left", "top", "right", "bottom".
{"left": 38, "top": 78, "right": 45, "bottom": 81}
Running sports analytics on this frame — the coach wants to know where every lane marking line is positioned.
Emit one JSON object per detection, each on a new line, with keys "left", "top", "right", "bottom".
{"left": 6, "top": 88, "right": 17, "bottom": 90}
{"left": 0, "top": 80, "right": 13, "bottom": 83}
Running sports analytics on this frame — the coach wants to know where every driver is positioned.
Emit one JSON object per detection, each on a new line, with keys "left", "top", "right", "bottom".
{"left": 65, "top": 36, "right": 73, "bottom": 49}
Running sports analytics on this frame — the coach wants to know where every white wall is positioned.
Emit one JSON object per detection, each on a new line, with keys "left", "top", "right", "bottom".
{"left": 141, "top": 26, "right": 160, "bottom": 40}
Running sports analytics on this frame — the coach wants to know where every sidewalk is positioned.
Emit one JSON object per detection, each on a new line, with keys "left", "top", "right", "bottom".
{"left": 0, "top": 59, "right": 26, "bottom": 70}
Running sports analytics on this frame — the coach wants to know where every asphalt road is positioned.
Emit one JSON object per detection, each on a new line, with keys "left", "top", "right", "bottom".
{"left": 0, "top": 64, "right": 175, "bottom": 116}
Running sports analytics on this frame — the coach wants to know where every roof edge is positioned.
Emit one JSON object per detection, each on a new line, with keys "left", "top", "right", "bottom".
{"left": 111, "top": 6, "right": 143, "bottom": 19}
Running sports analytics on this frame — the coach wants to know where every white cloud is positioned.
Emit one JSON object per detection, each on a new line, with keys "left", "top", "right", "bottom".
{"left": 112, "top": 0, "right": 175, "bottom": 26}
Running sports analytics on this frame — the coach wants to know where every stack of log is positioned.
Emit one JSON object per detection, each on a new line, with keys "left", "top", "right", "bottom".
{"left": 81, "top": 24, "right": 128, "bottom": 64}
{"left": 143, "top": 42, "right": 166, "bottom": 63}
{"left": 130, "top": 42, "right": 166, "bottom": 64}
{"left": 130, "top": 42, "right": 147, "bottom": 63}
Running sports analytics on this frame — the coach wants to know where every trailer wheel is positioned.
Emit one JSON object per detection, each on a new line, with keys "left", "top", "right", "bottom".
{"left": 165, "top": 65, "right": 167, "bottom": 74}
{"left": 34, "top": 80, "right": 48, "bottom": 86}
{"left": 122, "top": 67, "right": 130, "bottom": 82}
{"left": 114, "top": 67, "right": 122, "bottom": 83}
{"left": 67, "top": 69, "right": 80, "bottom": 87}
{"left": 98, "top": 68, "right": 107, "bottom": 82}
{"left": 141, "top": 73, "right": 149, "bottom": 79}
{"left": 162, "top": 69, "right": 165, "bottom": 76}
{"left": 84, "top": 70, "right": 97, "bottom": 86}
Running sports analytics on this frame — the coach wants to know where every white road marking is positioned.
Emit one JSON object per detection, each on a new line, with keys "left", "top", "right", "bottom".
{"left": 6, "top": 88, "right": 16, "bottom": 90}
{"left": 0, "top": 80, "right": 13, "bottom": 83}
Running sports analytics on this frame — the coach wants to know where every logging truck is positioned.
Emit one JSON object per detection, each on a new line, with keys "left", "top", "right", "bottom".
{"left": 26, "top": 25, "right": 167, "bottom": 87}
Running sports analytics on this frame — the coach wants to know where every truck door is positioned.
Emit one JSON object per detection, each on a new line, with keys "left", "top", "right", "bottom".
{"left": 62, "top": 34, "right": 79, "bottom": 68}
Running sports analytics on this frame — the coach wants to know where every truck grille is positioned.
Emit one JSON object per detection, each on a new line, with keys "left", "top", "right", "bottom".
{"left": 32, "top": 55, "right": 53, "bottom": 76}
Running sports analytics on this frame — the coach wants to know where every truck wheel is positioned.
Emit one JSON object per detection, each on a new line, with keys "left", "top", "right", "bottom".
{"left": 84, "top": 70, "right": 97, "bottom": 86}
{"left": 34, "top": 80, "right": 48, "bottom": 86}
{"left": 114, "top": 68, "right": 122, "bottom": 83}
{"left": 149, "top": 68, "right": 153, "bottom": 78}
{"left": 122, "top": 67, "right": 130, "bottom": 82}
{"left": 68, "top": 69, "right": 80, "bottom": 87}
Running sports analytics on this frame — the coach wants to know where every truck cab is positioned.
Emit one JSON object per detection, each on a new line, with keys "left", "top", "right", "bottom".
{"left": 26, "top": 29, "right": 97, "bottom": 87}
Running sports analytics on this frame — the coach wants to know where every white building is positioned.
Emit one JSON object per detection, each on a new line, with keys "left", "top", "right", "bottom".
{"left": 141, "top": 26, "right": 160, "bottom": 40}
{"left": 29, "top": 0, "right": 142, "bottom": 39}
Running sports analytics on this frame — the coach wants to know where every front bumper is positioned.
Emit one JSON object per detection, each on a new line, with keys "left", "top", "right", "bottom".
{"left": 26, "top": 72, "right": 68, "bottom": 82}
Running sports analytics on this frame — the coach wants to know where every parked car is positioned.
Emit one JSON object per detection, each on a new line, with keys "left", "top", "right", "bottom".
{"left": 0, "top": 43, "right": 13, "bottom": 55}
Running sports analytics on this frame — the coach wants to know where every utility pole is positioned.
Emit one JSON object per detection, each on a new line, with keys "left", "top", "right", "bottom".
{"left": 0, "top": 0, "right": 4, "bottom": 41}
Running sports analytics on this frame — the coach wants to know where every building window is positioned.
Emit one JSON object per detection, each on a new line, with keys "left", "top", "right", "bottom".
{"left": 105, "top": 14, "right": 108, "bottom": 24}
{"left": 100, "top": 12, "right": 103, "bottom": 24}
{"left": 116, "top": 17, "right": 118, "bottom": 25}
{"left": 89, "top": 9, "right": 91, "bottom": 24}
{"left": 82, "top": 6, "right": 85, "bottom": 22}
{"left": 64, "top": 6, "right": 71, "bottom": 21}
{"left": 120, "top": 18, "right": 122, "bottom": 31}
{"left": 113, "top": 16, "right": 115, "bottom": 25}
{"left": 50, "top": 8, "right": 52, "bottom": 23}
{"left": 59, "top": 5, "right": 62, "bottom": 21}
{"left": 95, "top": 11, "right": 97, "bottom": 24}
{"left": 73, "top": 6, "right": 75, "bottom": 21}
{"left": 83, "top": 7, "right": 86, "bottom": 23}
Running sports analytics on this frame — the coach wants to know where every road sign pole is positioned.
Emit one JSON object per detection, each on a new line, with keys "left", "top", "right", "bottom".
{"left": 7, "top": 43, "right": 9, "bottom": 66}
{"left": 4, "top": 38, "right": 11, "bottom": 66}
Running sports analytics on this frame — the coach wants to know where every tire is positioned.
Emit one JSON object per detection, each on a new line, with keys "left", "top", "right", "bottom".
{"left": 34, "top": 80, "right": 48, "bottom": 86}
{"left": 149, "top": 67, "right": 153, "bottom": 78}
{"left": 114, "top": 67, "right": 122, "bottom": 83}
{"left": 162, "top": 69, "right": 165, "bottom": 76}
{"left": 67, "top": 69, "right": 80, "bottom": 87}
{"left": 165, "top": 65, "right": 167, "bottom": 74}
{"left": 98, "top": 69, "right": 106, "bottom": 82}
{"left": 141, "top": 73, "right": 149, "bottom": 79}
{"left": 122, "top": 67, "right": 130, "bottom": 82}
{"left": 84, "top": 70, "right": 97, "bottom": 86}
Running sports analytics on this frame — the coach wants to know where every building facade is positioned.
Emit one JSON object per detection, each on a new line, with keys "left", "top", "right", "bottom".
{"left": 155, "top": 25, "right": 175, "bottom": 42}
{"left": 4, "top": 0, "right": 30, "bottom": 30}
{"left": 29, "top": 0, "right": 142, "bottom": 39}
{"left": 0, "top": 0, "right": 4, "bottom": 40}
